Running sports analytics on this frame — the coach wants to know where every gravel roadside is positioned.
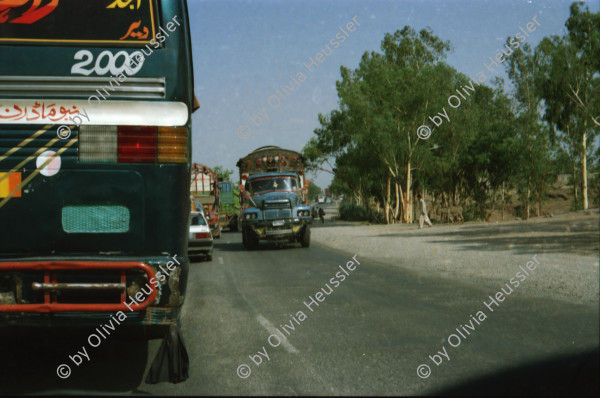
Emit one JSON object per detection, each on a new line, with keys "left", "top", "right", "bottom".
{"left": 312, "top": 210, "right": 599, "bottom": 306}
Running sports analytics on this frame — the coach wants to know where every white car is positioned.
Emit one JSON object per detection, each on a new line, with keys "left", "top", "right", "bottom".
{"left": 189, "top": 211, "right": 213, "bottom": 261}
{"left": 317, "top": 194, "right": 325, "bottom": 203}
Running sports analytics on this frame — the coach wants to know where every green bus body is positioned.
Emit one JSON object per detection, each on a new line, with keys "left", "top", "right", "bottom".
{"left": 0, "top": 0, "right": 195, "bottom": 329}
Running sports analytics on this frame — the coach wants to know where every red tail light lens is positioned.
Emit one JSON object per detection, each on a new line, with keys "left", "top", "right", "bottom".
{"left": 80, "top": 125, "right": 188, "bottom": 164}
{"left": 195, "top": 232, "right": 211, "bottom": 239}
{"left": 117, "top": 126, "right": 157, "bottom": 163}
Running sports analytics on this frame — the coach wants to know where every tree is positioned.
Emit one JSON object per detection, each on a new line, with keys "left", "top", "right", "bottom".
{"left": 306, "top": 180, "right": 323, "bottom": 201}
{"left": 536, "top": 2, "right": 600, "bottom": 210}
{"left": 504, "top": 42, "right": 556, "bottom": 218}
{"left": 303, "top": 5, "right": 598, "bottom": 224}
{"left": 309, "top": 27, "right": 453, "bottom": 223}
{"left": 456, "top": 81, "right": 518, "bottom": 220}
{"left": 212, "top": 166, "right": 234, "bottom": 181}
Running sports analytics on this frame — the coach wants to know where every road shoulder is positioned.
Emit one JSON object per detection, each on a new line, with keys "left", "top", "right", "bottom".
{"left": 312, "top": 210, "right": 599, "bottom": 306}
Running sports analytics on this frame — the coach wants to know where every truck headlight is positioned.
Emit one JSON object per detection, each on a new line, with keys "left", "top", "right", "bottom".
{"left": 244, "top": 213, "right": 258, "bottom": 220}
{"left": 298, "top": 210, "right": 309, "bottom": 217}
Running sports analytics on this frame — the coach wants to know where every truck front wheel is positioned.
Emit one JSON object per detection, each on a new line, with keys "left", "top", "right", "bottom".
{"left": 242, "top": 227, "right": 258, "bottom": 250}
{"left": 300, "top": 225, "right": 310, "bottom": 248}
{"left": 230, "top": 216, "right": 239, "bottom": 232}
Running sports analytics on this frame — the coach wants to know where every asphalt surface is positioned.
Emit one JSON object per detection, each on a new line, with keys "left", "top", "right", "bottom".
{"left": 0, "top": 218, "right": 598, "bottom": 395}
{"left": 142, "top": 223, "right": 598, "bottom": 396}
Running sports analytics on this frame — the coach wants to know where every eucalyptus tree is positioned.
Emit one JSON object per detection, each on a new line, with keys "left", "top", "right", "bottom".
{"left": 308, "top": 26, "right": 453, "bottom": 223}
{"left": 457, "top": 81, "right": 518, "bottom": 220}
{"left": 504, "top": 42, "right": 555, "bottom": 218}
{"left": 536, "top": 2, "right": 600, "bottom": 210}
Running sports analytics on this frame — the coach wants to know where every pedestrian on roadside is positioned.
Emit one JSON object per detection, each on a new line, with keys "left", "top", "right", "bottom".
{"left": 418, "top": 193, "right": 432, "bottom": 229}
{"left": 318, "top": 207, "right": 325, "bottom": 224}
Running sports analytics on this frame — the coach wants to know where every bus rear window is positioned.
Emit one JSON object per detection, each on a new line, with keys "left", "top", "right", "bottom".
{"left": 0, "top": 0, "right": 157, "bottom": 46}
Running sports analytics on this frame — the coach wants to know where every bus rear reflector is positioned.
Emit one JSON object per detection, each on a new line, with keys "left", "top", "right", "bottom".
{"left": 79, "top": 125, "right": 188, "bottom": 164}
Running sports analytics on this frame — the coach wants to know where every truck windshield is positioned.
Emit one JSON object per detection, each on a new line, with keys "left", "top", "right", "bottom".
{"left": 250, "top": 176, "right": 297, "bottom": 193}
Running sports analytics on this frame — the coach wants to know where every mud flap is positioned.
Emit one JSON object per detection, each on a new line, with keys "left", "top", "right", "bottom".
{"left": 145, "top": 324, "right": 189, "bottom": 384}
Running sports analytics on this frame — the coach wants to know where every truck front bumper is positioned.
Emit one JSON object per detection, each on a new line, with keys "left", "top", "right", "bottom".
{"left": 243, "top": 219, "right": 310, "bottom": 240}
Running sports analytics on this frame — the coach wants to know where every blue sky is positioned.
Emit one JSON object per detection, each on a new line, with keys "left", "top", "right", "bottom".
{"left": 187, "top": 0, "right": 598, "bottom": 188}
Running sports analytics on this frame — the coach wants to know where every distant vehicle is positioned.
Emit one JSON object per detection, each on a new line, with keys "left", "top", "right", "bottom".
{"left": 318, "top": 194, "right": 325, "bottom": 203}
{"left": 189, "top": 211, "right": 213, "bottom": 261}
{"left": 236, "top": 146, "right": 312, "bottom": 249}
{"left": 326, "top": 197, "right": 332, "bottom": 204}
{"left": 191, "top": 164, "right": 221, "bottom": 238}
{"left": 219, "top": 181, "right": 240, "bottom": 232}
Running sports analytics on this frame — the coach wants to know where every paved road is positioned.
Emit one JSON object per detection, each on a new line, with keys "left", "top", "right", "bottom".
{"left": 141, "top": 226, "right": 598, "bottom": 395}
{"left": 1, "top": 225, "right": 597, "bottom": 395}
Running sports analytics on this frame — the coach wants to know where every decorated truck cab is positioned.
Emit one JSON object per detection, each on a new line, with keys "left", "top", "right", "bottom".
{"left": 236, "top": 146, "right": 312, "bottom": 249}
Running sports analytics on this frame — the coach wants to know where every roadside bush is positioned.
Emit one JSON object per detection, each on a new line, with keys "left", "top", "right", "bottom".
{"left": 590, "top": 173, "right": 600, "bottom": 206}
{"left": 570, "top": 198, "right": 584, "bottom": 211}
{"left": 463, "top": 204, "right": 483, "bottom": 222}
{"left": 339, "top": 201, "right": 372, "bottom": 222}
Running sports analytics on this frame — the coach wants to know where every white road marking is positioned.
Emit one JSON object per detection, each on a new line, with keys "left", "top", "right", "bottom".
{"left": 256, "top": 314, "right": 299, "bottom": 354}
{"left": 218, "top": 257, "right": 224, "bottom": 264}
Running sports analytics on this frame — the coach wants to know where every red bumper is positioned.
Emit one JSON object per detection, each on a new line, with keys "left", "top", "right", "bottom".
{"left": 0, "top": 261, "right": 156, "bottom": 313}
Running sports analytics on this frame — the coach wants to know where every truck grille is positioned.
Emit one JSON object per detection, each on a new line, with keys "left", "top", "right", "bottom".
{"left": 264, "top": 209, "right": 292, "bottom": 220}
{"left": 263, "top": 198, "right": 291, "bottom": 209}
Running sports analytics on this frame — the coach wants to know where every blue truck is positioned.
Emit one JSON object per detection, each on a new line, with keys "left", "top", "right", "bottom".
{"left": 236, "top": 146, "right": 312, "bottom": 249}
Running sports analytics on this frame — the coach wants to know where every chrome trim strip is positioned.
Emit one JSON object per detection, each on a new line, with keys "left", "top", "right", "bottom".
{"left": 32, "top": 282, "right": 126, "bottom": 290}
{"left": 0, "top": 76, "right": 165, "bottom": 99}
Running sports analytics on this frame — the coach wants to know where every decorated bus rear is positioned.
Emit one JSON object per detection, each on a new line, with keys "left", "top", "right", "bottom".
{"left": 0, "top": 0, "right": 195, "bottom": 330}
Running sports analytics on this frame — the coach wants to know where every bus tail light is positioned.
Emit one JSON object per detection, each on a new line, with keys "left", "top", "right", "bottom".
{"left": 79, "top": 125, "right": 118, "bottom": 163}
{"left": 118, "top": 126, "right": 157, "bottom": 163}
{"left": 158, "top": 127, "right": 188, "bottom": 163}
{"left": 79, "top": 125, "right": 188, "bottom": 164}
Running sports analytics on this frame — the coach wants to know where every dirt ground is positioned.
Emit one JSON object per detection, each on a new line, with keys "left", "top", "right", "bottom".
{"left": 312, "top": 209, "right": 599, "bottom": 306}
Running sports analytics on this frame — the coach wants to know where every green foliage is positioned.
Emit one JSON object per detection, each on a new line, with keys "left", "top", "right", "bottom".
{"left": 307, "top": 180, "right": 323, "bottom": 200}
{"left": 338, "top": 201, "right": 382, "bottom": 223}
{"left": 212, "top": 166, "right": 234, "bottom": 182}
{"left": 304, "top": 3, "right": 599, "bottom": 223}
{"left": 327, "top": 178, "right": 346, "bottom": 197}
{"left": 535, "top": 2, "right": 600, "bottom": 209}
{"left": 462, "top": 203, "right": 484, "bottom": 222}
{"left": 590, "top": 173, "right": 600, "bottom": 205}
{"left": 570, "top": 197, "right": 584, "bottom": 211}
{"left": 338, "top": 201, "right": 369, "bottom": 221}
